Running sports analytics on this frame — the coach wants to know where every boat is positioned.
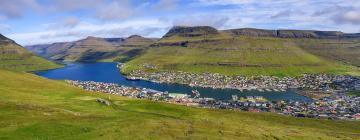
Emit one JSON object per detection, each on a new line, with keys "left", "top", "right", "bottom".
{"left": 192, "top": 90, "right": 201, "bottom": 98}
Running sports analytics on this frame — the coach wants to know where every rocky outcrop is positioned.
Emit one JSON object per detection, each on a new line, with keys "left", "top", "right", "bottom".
{"left": 0, "top": 34, "right": 16, "bottom": 45}
{"left": 276, "top": 30, "right": 344, "bottom": 39}
{"left": 224, "top": 28, "right": 277, "bottom": 37}
{"left": 225, "top": 28, "right": 360, "bottom": 39}
{"left": 163, "top": 26, "right": 220, "bottom": 38}
{"left": 342, "top": 33, "right": 360, "bottom": 39}
{"left": 163, "top": 26, "right": 360, "bottom": 39}
{"left": 0, "top": 34, "right": 7, "bottom": 40}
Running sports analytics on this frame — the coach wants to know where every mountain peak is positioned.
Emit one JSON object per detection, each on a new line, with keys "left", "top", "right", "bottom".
{"left": 224, "top": 28, "right": 359, "bottom": 39}
{"left": 0, "top": 33, "right": 15, "bottom": 44}
{"left": 85, "top": 36, "right": 99, "bottom": 40}
{"left": 127, "top": 35, "right": 144, "bottom": 39}
{"left": 0, "top": 33, "right": 6, "bottom": 39}
{"left": 0, "top": 33, "right": 10, "bottom": 40}
{"left": 163, "top": 26, "right": 219, "bottom": 38}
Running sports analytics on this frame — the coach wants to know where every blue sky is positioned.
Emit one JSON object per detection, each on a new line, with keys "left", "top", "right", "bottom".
{"left": 0, "top": 0, "right": 359, "bottom": 45}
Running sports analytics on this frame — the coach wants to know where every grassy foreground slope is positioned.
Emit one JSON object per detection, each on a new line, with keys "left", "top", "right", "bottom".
{"left": 0, "top": 34, "right": 62, "bottom": 71}
{"left": 0, "top": 70, "right": 360, "bottom": 139}
{"left": 123, "top": 36, "right": 360, "bottom": 76}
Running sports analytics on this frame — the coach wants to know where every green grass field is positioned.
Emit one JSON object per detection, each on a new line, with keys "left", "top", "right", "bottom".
{"left": 0, "top": 69, "right": 360, "bottom": 139}
{"left": 122, "top": 37, "right": 360, "bottom": 76}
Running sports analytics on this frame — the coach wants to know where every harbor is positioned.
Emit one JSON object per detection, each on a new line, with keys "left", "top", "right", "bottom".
{"left": 67, "top": 80, "right": 360, "bottom": 120}
{"left": 36, "top": 62, "right": 312, "bottom": 101}
{"left": 36, "top": 62, "right": 360, "bottom": 120}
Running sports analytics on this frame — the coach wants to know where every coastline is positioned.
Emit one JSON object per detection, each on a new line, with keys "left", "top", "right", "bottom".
{"left": 67, "top": 80, "right": 360, "bottom": 120}
{"left": 120, "top": 64, "right": 360, "bottom": 94}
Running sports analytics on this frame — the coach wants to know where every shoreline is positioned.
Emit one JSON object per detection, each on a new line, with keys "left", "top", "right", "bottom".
{"left": 67, "top": 80, "right": 360, "bottom": 120}
{"left": 120, "top": 64, "right": 360, "bottom": 93}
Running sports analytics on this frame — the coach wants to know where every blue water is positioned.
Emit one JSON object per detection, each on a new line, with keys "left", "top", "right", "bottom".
{"left": 36, "top": 62, "right": 312, "bottom": 101}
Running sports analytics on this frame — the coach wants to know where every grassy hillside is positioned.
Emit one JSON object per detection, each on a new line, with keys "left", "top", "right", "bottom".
{"left": 25, "top": 35, "right": 156, "bottom": 63}
{"left": 0, "top": 69, "right": 360, "bottom": 139}
{"left": 123, "top": 36, "right": 360, "bottom": 76}
{"left": 298, "top": 39, "right": 360, "bottom": 67}
{"left": 0, "top": 35, "right": 62, "bottom": 71}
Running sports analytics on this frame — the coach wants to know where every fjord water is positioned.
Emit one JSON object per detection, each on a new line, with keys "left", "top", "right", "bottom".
{"left": 36, "top": 62, "right": 311, "bottom": 101}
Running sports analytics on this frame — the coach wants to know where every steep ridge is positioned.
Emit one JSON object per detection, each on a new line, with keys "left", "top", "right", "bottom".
{"left": 122, "top": 26, "right": 360, "bottom": 76}
{"left": 156, "top": 26, "right": 360, "bottom": 67}
{"left": 0, "top": 34, "right": 62, "bottom": 71}
{"left": 224, "top": 28, "right": 360, "bottom": 39}
{"left": 162, "top": 26, "right": 360, "bottom": 39}
{"left": 163, "top": 26, "right": 219, "bottom": 38}
{"left": 25, "top": 35, "right": 157, "bottom": 62}
{"left": 122, "top": 35, "right": 158, "bottom": 47}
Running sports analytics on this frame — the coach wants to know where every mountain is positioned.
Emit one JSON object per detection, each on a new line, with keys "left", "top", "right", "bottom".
{"left": 25, "top": 35, "right": 157, "bottom": 62}
{"left": 0, "top": 28, "right": 360, "bottom": 139}
{"left": 123, "top": 35, "right": 158, "bottom": 46}
{"left": 163, "top": 26, "right": 220, "bottom": 38}
{"left": 0, "top": 34, "right": 62, "bottom": 71}
{"left": 161, "top": 26, "right": 360, "bottom": 39}
{"left": 122, "top": 26, "right": 360, "bottom": 76}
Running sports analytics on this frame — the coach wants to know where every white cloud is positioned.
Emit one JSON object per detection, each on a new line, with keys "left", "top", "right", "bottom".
{"left": 0, "top": 0, "right": 39, "bottom": 19}
{"left": 3, "top": 0, "right": 360, "bottom": 45}
{"left": 50, "top": 0, "right": 103, "bottom": 11}
{"left": 172, "top": 15, "right": 229, "bottom": 28}
{"left": 96, "top": 0, "right": 134, "bottom": 21}
{"left": 8, "top": 19, "right": 169, "bottom": 45}
{"left": 153, "top": 0, "right": 179, "bottom": 11}
{"left": 197, "top": 0, "right": 253, "bottom": 5}
{"left": 0, "top": 24, "right": 11, "bottom": 32}
{"left": 333, "top": 9, "right": 360, "bottom": 25}
{"left": 46, "top": 17, "right": 80, "bottom": 29}
{"left": 194, "top": 0, "right": 360, "bottom": 32}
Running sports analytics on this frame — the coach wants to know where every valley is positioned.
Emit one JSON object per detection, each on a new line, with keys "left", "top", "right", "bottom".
{"left": 2, "top": 1, "right": 360, "bottom": 139}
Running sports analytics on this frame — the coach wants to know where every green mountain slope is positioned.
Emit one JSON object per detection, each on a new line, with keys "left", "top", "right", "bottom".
{"left": 122, "top": 26, "right": 360, "bottom": 76}
{"left": 0, "top": 34, "right": 62, "bottom": 71}
{"left": 298, "top": 39, "right": 360, "bottom": 67}
{"left": 0, "top": 69, "right": 359, "bottom": 139}
{"left": 25, "top": 35, "right": 157, "bottom": 62}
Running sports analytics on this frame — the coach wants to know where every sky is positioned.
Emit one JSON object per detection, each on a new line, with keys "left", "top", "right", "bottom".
{"left": 0, "top": 0, "right": 359, "bottom": 45}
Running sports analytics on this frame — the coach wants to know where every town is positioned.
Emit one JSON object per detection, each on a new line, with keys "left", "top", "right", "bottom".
{"left": 67, "top": 80, "right": 360, "bottom": 120}
{"left": 125, "top": 67, "right": 360, "bottom": 92}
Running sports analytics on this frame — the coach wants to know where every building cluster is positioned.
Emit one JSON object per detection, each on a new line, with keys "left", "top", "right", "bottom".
{"left": 127, "top": 70, "right": 360, "bottom": 92}
{"left": 67, "top": 80, "right": 360, "bottom": 120}
{"left": 215, "top": 93, "right": 360, "bottom": 120}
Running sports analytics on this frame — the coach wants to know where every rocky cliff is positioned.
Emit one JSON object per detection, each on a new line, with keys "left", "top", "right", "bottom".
{"left": 162, "top": 26, "right": 360, "bottom": 39}
{"left": 163, "top": 26, "right": 219, "bottom": 38}
{"left": 225, "top": 28, "right": 360, "bottom": 39}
